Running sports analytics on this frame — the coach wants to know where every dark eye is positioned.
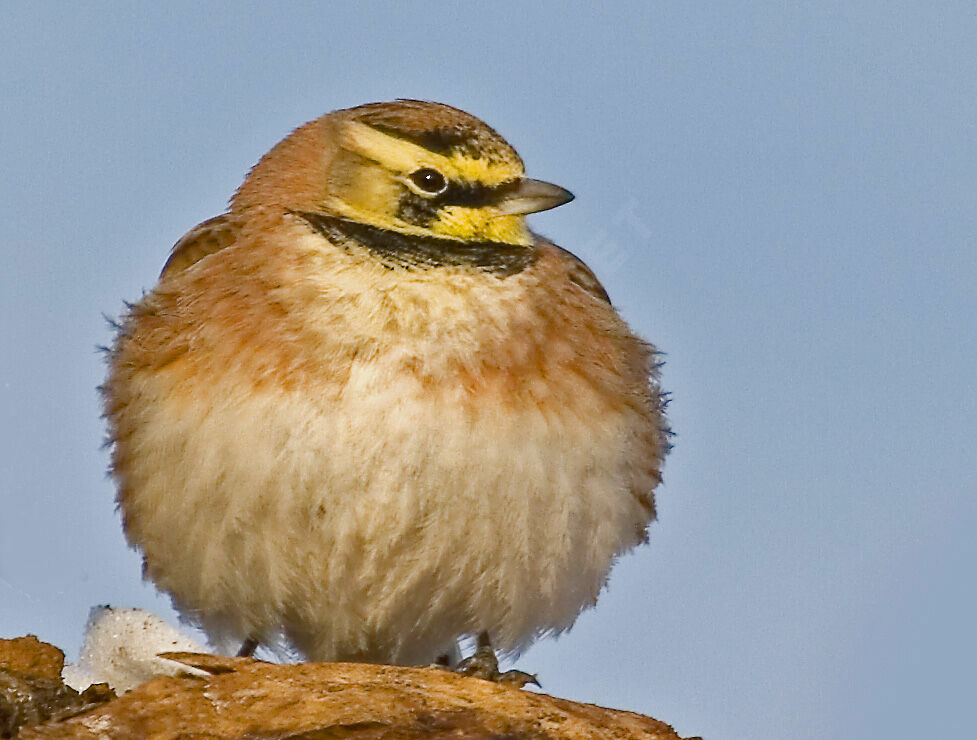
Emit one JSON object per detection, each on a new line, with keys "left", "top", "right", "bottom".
{"left": 409, "top": 168, "right": 447, "bottom": 195}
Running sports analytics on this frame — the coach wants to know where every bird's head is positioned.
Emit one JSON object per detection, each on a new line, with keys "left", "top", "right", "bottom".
{"left": 231, "top": 100, "right": 573, "bottom": 259}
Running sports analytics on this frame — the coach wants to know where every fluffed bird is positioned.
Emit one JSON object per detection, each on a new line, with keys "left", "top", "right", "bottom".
{"left": 102, "top": 100, "right": 670, "bottom": 672}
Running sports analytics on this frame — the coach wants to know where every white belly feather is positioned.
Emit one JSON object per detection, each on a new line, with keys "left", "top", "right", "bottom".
{"left": 123, "top": 351, "right": 649, "bottom": 664}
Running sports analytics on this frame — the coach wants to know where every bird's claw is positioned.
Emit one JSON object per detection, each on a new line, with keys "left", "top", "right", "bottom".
{"left": 497, "top": 669, "right": 540, "bottom": 688}
{"left": 452, "top": 635, "right": 540, "bottom": 688}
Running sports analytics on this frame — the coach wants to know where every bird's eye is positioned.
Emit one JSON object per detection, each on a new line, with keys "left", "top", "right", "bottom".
{"left": 409, "top": 168, "right": 448, "bottom": 195}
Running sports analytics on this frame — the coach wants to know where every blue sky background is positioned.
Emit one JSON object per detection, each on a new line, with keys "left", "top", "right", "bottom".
{"left": 1, "top": 3, "right": 974, "bottom": 738}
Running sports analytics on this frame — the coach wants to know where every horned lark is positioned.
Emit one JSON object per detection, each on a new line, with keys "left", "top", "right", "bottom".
{"left": 102, "top": 100, "right": 670, "bottom": 672}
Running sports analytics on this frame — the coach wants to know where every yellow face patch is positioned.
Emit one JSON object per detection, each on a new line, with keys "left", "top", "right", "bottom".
{"left": 330, "top": 121, "right": 532, "bottom": 245}
{"left": 429, "top": 208, "right": 530, "bottom": 245}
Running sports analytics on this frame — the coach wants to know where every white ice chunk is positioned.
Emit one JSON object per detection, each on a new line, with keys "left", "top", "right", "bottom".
{"left": 62, "top": 606, "right": 209, "bottom": 693}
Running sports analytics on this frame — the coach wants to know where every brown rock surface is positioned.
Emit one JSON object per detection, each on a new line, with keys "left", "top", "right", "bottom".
{"left": 15, "top": 650, "right": 695, "bottom": 739}
{"left": 0, "top": 637, "right": 113, "bottom": 738}
{"left": 0, "top": 637, "right": 64, "bottom": 680}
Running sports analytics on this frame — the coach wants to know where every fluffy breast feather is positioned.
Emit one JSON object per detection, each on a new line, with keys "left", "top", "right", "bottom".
{"left": 103, "top": 219, "right": 667, "bottom": 663}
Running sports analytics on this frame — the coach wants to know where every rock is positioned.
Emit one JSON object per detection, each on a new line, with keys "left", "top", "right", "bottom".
{"left": 0, "top": 637, "right": 64, "bottom": 680}
{"left": 0, "top": 637, "right": 114, "bottom": 738}
{"left": 14, "top": 648, "right": 696, "bottom": 739}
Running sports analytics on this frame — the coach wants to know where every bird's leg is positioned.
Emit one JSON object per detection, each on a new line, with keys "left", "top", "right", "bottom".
{"left": 454, "top": 631, "right": 539, "bottom": 688}
{"left": 236, "top": 637, "right": 259, "bottom": 657}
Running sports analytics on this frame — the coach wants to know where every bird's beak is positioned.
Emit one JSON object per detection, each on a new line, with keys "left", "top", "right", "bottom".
{"left": 493, "top": 178, "right": 575, "bottom": 216}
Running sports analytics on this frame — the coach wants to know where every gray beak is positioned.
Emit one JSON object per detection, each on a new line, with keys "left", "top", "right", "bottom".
{"left": 494, "top": 178, "right": 575, "bottom": 216}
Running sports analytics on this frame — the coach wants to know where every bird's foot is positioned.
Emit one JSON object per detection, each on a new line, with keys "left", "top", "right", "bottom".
{"left": 452, "top": 632, "right": 539, "bottom": 688}
{"left": 455, "top": 644, "right": 499, "bottom": 680}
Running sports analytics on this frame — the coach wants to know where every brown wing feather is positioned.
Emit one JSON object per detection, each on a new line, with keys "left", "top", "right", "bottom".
{"left": 540, "top": 240, "right": 611, "bottom": 305}
{"left": 160, "top": 214, "right": 240, "bottom": 278}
